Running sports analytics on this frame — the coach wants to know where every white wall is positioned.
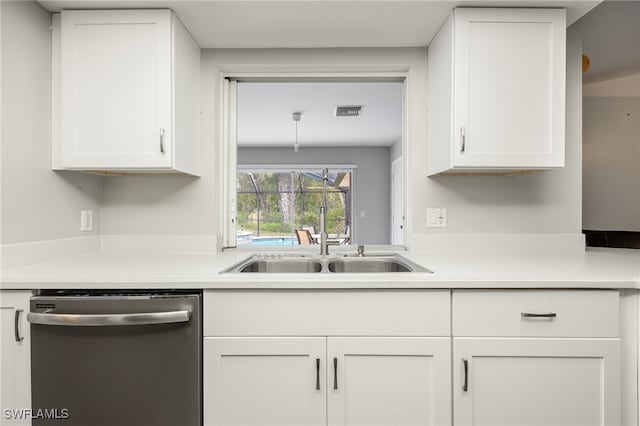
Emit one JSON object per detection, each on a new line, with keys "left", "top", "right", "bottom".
{"left": 0, "top": 1, "right": 101, "bottom": 245}
{"left": 583, "top": 73, "right": 640, "bottom": 97}
{"left": 238, "top": 146, "right": 391, "bottom": 244}
{"left": 100, "top": 39, "right": 583, "bottom": 248}
{"left": 583, "top": 97, "right": 640, "bottom": 231}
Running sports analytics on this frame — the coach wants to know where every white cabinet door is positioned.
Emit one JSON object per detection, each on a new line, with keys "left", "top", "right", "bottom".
{"left": 61, "top": 10, "right": 172, "bottom": 169}
{"left": 328, "top": 337, "right": 451, "bottom": 426}
{"left": 452, "top": 8, "right": 566, "bottom": 169}
{"left": 427, "top": 8, "right": 566, "bottom": 175}
{"left": 0, "top": 292, "right": 31, "bottom": 426}
{"left": 204, "top": 337, "right": 326, "bottom": 426}
{"left": 453, "top": 338, "right": 620, "bottom": 426}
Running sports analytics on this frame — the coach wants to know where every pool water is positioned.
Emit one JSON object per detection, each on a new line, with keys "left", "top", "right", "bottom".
{"left": 250, "top": 237, "right": 298, "bottom": 245}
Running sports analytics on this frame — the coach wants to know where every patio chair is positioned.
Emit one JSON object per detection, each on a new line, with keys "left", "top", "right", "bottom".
{"left": 341, "top": 224, "right": 351, "bottom": 244}
{"left": 295, "top": 229, "right": 315, "bottom": 245}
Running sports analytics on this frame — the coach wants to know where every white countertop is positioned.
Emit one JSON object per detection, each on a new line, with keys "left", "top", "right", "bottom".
{"left": 1, "top": 247, "right": 638, "bottom": 290}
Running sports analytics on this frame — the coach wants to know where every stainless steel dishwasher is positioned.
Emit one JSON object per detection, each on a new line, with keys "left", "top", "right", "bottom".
{"left": 28, "top": 290, "right": 201, "bottom": 426}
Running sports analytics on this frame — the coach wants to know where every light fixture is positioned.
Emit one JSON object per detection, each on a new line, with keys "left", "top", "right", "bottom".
{"left": 292, "top": 112, "right": 301, "bottom": 152}
{"left": 582, "top": 54, "right": 591, "bottom": 73}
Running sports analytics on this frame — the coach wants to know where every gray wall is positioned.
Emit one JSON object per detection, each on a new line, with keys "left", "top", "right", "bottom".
{"left": 583, "top": 97, "right": 640, "bottom": 231}
{"left": 238, "top": 146, "right": 391, "bottom": 244}
{"left": 0, "top": 1, "right": 101, "bottom": 244}
{"left": 390, "top": 139, "right": 402, "bottom": 162}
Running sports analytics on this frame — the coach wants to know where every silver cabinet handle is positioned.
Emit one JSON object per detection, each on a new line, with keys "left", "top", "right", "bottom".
{"left": 315, "top": 358, "right": 320, "bottom": 390}
{"left": 160, "top": 128, "right": 166, "bottom": 154}
{"left": 27, "top": 310, "right": 191, "bottom": 327}
{"left": 521, "top": 312, "right": 557, "bottom": 319}
{"left": 14, "top": 309, "right": 24, "bottom": 342}
{"left": 462, "top": 358, "right": 469, "bottom": 392}
{"left": 460, "top": 126, "right": 466, "bottom": 153}
{"left": 333, "top": 357, "right": 338, "bottom": 390}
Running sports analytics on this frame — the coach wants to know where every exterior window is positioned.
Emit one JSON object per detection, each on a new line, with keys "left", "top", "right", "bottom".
{"left": 237, "top": 168, "right": 352, "bottom": 245}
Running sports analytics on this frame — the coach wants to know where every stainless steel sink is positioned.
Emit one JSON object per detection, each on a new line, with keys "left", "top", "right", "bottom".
{"left": 233, "top": 258, "right": 322, "bottom": 273}
{"left": 328, "top": 258, "right": 412, "bottom": 273}
{"left": 328, "top": 254, "right": 431, "bottom": 273}
{"left": 221, "top": 253, "right": 432, "bottom": 274}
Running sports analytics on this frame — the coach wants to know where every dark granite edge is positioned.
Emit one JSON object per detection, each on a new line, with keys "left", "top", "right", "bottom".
{"left": 584, "top": 230, "right": 640, "bottom": 249}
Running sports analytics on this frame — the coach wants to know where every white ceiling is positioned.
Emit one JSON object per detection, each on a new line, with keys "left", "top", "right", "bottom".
{"left": 39, "top": 0, "right": 599, "bottom": 48}
{"left": 236, "top": 82, "right": 403, "bottom": 147}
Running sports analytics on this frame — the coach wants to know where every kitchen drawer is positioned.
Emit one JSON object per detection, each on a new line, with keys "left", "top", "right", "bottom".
{"left": 204, "top": 290, "right": 450, "bottom": 336}
{"left": 453, "top": 290, "right": 619, "bottom": 337}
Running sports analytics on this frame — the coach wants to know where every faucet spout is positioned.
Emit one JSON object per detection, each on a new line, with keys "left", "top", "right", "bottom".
{"left": 320, "top": 167, "right": 329, "bottom": 256}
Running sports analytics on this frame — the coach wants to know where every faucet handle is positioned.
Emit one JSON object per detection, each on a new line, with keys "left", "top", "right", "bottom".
{"left": 357, "top": 245, "right": 365, "bottom": 257}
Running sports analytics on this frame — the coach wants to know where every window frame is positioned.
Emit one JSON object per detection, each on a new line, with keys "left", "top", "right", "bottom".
{"left": 220, "top": 73, "right": 409, "bottom": 249}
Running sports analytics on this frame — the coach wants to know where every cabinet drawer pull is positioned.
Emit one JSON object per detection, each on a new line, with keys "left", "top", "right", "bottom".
{"left": 460, "top": 127, "right": 466, "bottom": 153}
{"left": 521, "top": 312, "right": 557, "bottom": 319}
{"left": 14, "top": 309, "right": 24, "bottom": 342}
{"left": 315, "top": 358, "right": 320, "bottom": 390}
{"left": 160, "top": 128, "right": 166, "bottom": 154}
{"left": 462, "top": 358, "right": 468, "bottom": 392}
{"left": 333, "top": 357, "right": 338, "bottom": 390}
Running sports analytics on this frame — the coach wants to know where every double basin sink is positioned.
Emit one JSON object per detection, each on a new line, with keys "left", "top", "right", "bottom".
{"left": 222, "top": 253, "right": 432, "bottom": 274}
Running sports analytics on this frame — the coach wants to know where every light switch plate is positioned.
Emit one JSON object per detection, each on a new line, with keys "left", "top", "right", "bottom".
{"left": 80, "top": 210, "right": 93, "bottom": 232}
{"left": 426, "top": 208, "right": 447, "bottom": 228}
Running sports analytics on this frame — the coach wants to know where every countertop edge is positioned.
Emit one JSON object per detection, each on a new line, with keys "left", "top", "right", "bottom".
{"left": 2, "top": 279, "right": 639, "bottom": 290}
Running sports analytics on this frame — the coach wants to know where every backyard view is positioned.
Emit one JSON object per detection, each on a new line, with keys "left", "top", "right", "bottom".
{"left": 237, "top": 169, "right": 352, "bottom": 245}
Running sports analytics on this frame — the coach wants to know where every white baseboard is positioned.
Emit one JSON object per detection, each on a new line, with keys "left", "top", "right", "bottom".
{"left": 407, "top": 233, "right": 586, "bottom": 253}
{"left": 100, "top": 235, "right": 220, "bottom": 253}
{"left": 1, "top": 235, "right": 100, "bottom": 269}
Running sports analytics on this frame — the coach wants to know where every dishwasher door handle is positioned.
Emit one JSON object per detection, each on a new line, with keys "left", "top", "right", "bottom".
{"left": 27, "top": 310, "right": 191, "bottom": 326}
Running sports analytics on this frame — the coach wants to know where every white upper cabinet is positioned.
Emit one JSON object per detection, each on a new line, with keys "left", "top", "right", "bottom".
{"left": 54, "top": 10, "right": 200, "bottom": 175}
{"left": 427, "top": 8, "right": 566, "bottom": 175}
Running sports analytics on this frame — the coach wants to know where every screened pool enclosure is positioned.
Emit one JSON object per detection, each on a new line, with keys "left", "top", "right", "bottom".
{"left": 236, "top": 168, "right": 352, "bottom": 245}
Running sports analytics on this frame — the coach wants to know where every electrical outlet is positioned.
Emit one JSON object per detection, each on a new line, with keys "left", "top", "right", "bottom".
{"left": 80, "top": 210, "right": 93, "bottom": 232}
{"left": 426, "top": 208, "right": 447, "bottom": 228}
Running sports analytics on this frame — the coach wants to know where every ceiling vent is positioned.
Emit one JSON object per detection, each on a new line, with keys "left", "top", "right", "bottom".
{"left": 335, "top": 105, "right": 363, "bottom": 117}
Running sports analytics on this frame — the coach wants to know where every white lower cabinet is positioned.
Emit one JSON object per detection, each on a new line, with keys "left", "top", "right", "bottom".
{"left": 328, "top": 337, "right": 450, "bottom": 426}
{"left": 453, "top": 338, "right": 620, "bottom": 426}
{"left": 204, "top": 337, "right": 326, "bottom": 426}
{"left": 204, "top": 336, "right": 451, "bottom": 426}
{"left": 203, "top": 290, "right": 452, "bottom": 426}
{"left": 452, "top": 290, "right": 621, "bottom": 426}
{"left": 203, "top": 289, "right": 623, "bottom": 426}
{"left": 0, "top": 291, "right": 31, "bottom": 426}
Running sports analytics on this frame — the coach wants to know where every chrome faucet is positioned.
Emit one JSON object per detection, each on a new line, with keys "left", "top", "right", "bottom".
{"left": 319, "top": 167, "right": 329, "bottom": 256}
